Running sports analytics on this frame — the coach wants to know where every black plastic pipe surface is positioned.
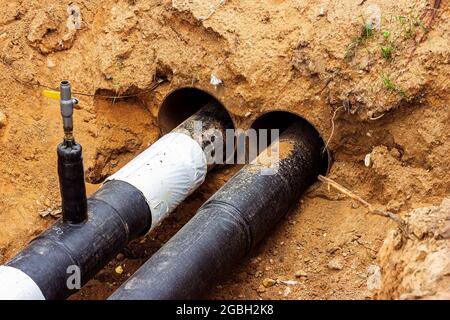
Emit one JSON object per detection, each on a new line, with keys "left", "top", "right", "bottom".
{"left": 109, "top": 121, "right": 328, "bottom": 300}
{"left": 3, "top": 102, "right": 233, "bottom": 300}
{"left": 57, "top": 140, "right": 88, "bottom": 224}
{"left": 6, "top": 180, "right": 151, "bottom": 300}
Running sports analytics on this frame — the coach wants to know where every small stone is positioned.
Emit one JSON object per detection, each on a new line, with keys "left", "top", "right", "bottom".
{"left": 364, "top": 153, "right": 372, "bottom": 167}
{"left": 256, "top": 285, "right": 266, "bottom": 293}
{"left": 47, "top": 59, "right": 56, "bottom": 68}
{"left": 39, "top": 208, "right": 51, "bottom": 218}
{"left": 50, "top": 209, "right": 62, "bottom": 218}
{"left": 244, "top": 111, "right": 251, "bottom": 118}
{"left": 328, "top": 257, "right": 344, "bottom": 270}
{"left": 115, "top": 265, "right": 124, "bottom": 274}
{"left": 116, "top": 253, "right": 125, "bottom": 261}
{"left": 415, "top": 249, "right": 427, "bottom": 262}
{"left": 366, "top": 264, "right": 381, "bottom": 290}
{"left": 283, "top": 287, "right": 292, "bottom": 297}
{"left": 295, "top": 270, "right": 308, "bottom": 278}
{"left": 0, "top": 111, "right": 7, "bottom": 128}
{"left": 351, "top": 201, "right": 359, "bottom": 209}
{"left": 262, "top": 278, "right": 276, "bottom": 287}
{"left": 317, "top": 7, "right": 326, "bottom": 17}
{"left": 389, "top": 148, "right": 401, "bottom": 159}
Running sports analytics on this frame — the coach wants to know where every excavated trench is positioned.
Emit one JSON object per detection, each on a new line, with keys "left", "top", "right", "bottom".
{"left": 0, "top": 0, "right": 448, "bottom": 300}
{"left": 0, "top": 85, "right": 332, "bottom": 300}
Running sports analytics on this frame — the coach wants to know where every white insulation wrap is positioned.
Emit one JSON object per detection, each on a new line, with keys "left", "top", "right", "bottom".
{"left": 0, "top": 266, "right": 45, "bottom": 300}
{"left": 107, "top": 132, "right": 207, "bottom": 230}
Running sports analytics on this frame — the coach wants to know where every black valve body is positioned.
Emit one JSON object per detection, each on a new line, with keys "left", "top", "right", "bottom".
{"left": 57, "top": 141, "right": 88, "bottom": 224}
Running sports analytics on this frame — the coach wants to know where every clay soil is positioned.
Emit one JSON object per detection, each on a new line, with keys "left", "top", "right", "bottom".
{"left": 0, "top": 0, "right": 448, "bottom": 300}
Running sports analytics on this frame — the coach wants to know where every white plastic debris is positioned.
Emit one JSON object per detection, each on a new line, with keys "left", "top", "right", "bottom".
{"left": 364, "top": 153, "right": 372, "bottom": 167}
{"left": 279, "top": 280, "right": 298, "bottom": 286}
{"left": 67, "top": 4, "right": 82, "bottom": 30}
{"left": 210, "top": 74, "right": 223, "bottom": 88}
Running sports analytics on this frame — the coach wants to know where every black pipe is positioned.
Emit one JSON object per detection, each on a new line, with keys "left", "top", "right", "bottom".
{"left": 6, "top": 180, "right": 151, "bottom": 299}
{"left": 57, "top": 140, "right": 88, "bottom": 224}
{"left": 3, "top": 102, "right": 233, "bottom": 300}
{"left": 108, "top": 120, "right": 328, "bottom": 300}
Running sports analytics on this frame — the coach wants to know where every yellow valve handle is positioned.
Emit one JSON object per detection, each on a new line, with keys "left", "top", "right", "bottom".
{"left": 42, "top": 89, "right": 60, "bottom": 100}
{"left": 43, "top": 89, "right": 81, "bottom": 109}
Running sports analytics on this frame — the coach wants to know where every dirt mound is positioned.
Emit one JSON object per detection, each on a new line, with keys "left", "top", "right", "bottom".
{"left": 375, "top": 198, "right": 450, "bottom": 300}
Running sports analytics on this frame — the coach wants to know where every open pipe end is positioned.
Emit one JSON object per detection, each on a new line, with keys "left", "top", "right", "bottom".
{"left": 251, "top": 111, "right": 331, "bottom": 176}
{"left": 158, "top": 87, "right": 233, "bottom": 134}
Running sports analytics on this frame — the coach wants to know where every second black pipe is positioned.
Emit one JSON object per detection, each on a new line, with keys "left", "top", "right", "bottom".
{"left": 109, "top": 120, "right": 328, "bottom": 300}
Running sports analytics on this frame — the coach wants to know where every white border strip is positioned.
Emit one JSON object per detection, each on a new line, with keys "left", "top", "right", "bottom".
{"left": 0, "top": 266, "right": 45, "bottom": 300}
{"left": 107, "top": 132, "right": 207, "bottom": 230}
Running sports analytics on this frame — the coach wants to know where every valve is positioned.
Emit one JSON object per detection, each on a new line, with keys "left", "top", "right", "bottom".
{"left": 43, "top": 81, "right": 87, "bottom": 224}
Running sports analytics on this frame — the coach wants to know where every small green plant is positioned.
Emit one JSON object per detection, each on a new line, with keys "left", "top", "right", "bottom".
{"left": 380, "top": 73, "right": 406, "bottom": 97}
{"left": 362, "top": 22, "right": 375, "bottom": 38}
{"left": 381, "top": 46, "right": 394, "bottom": 59}
{"left": 381, "top": 73, "right": 395, "bottom": 90}
{"left": 345, "top": 21, "right": 376, "bottom": 61}
{"left": 380, "top": 30, "right": 395, "bottom": 60}
{"left": 398, "top": 13, "right": 428, "bottom": 39}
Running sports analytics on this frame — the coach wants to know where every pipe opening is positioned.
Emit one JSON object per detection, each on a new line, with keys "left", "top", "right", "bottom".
{"left": 158, "top": 87, "right": 233, "bottom": 134}
{"left": 250, "top": 111, "right": 331, "bottom": 175}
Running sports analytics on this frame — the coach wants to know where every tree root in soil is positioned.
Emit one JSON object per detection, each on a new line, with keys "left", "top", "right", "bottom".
{"left": 318, "top": 175, "right": 416, "bottom": 240}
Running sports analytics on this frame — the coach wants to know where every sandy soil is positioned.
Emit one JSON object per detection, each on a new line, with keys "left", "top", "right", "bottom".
{"left": 0, "top": 0, "right": 448, "bottom": 300}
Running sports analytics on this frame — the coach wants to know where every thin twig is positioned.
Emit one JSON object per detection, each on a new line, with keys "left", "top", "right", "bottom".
{"left": 201, "top": 0, "right": 226, "bottom": 21}
{"left": 318, "top": 175, "right": 416, "bottom": 240}
{"left": 406, "top": 0, "right": 441, "bottom": 65}
{"left": 322, "top": 106, "right": 343, "bottom": 154}
{"left": 426, "top": 0, "right": 441, "bottom": 30}
{"left": 9, "top": 73, "right": 166, "bottom": 100}
{"left": 369, "top": 112, "right": 387, "bottom": 121}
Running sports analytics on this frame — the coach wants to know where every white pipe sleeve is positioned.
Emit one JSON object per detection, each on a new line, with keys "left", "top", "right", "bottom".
{"left": 0, "top": 266, "right": 45, "bottom": 300}
{"left": 107, "top": 132, "right": 207, "bottom": 231}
